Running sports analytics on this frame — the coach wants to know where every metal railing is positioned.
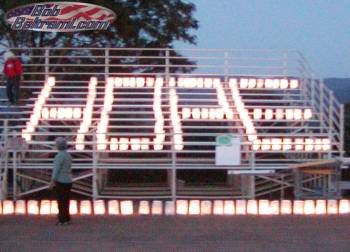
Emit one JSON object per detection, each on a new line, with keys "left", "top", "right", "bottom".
{"left": 0, "top": 47, "right": 343, "bottom": 200}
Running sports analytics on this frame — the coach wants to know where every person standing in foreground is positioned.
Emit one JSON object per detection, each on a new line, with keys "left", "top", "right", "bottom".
{"left": 3, "top": 51, "right": 22, "bottom": 105}
{"left": 49, "top": 137, "right": 72, "bottom": 225}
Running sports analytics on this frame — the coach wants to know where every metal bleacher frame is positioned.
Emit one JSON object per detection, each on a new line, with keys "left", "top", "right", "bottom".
{"left": 0, "top": 48, "right": 344, "bottom": 200}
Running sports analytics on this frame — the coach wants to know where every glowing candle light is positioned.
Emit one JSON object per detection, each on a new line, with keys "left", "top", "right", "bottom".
{"left": 256, "top": 79, "right": 264, "bottom": 88}
{"left": 3, "top": 200, "right": 14, "bottom": 214}
{"left": 192, "top": 108, "right": 201, "bottom": 119}
{"left": 69, "top": 200, "right": 78, "bottom": 215}
{"left": 27, "top": 200, "right": 39, "bottom": 215}
{"left": 258, "top": 200, "right": 271, "bottom": 215}
{"left": 146, "top": 77, "right": 154, "bottom": 87}
{"left": 253, "top": 109, "right": 262, "bottom": 120}
{"left": 339, "top": 200, "right": 350, "bottom": 214}
{"left": 272, "top": 79, "right": 280, "bottom": 89}
{"left": 275, "top": 109, "right": 284, "bottom": 120}
{"left": 303, "top": 108, "right": 312, "bottom": 120}
{"left": 200, "top": 200, "right": 212, "bottom": 215}
{"left": 21, "top": 130, "right": 31, "bottom": 141}
{"left": 247, "top": 200, "right": 258, "bottom": 215}
{"left": 40, "top": 200, "right": 51, "bottom": 215}
{"left": 139, "top": 201, "right": 150, "bottom": 215}
{"left": 15, "top": 200, "right": 26, "bottom": 215}
{"left": 294, "top": 109, "right": 302, "bottom": 120}
{"left": 129, "top": 77, "right": 136, "bottom": 87}
{"left": 283, "top": 138, "right": 292, "bottom": 151}
{"left": 108, "top": 200, "right": 120, "bottom": 215}
{"left": 121, "top": 200, "right": 133, "bottom": 215}
{"left": 141, "top": 138, "right": 150, "bottom": 150}
{"left": 109, "top": 138, "right": 118, "bottom": 151}
{"left": 229, "top": 78, "right": 238, "bottom": 89}
{"left": 294, "top": 138, "right": 304, "bottom": 151}
{"left": 136, "top": 77, "right": 145, "bottom": 87}
{"left": 215, "top": 108, "right": 224, "bottom": 120}
{"left": 304, "top": 200, "right": 315, "bottom": 215}
{"left": 73, "top": 108, "right": 82, "bottom": 119}
{"left": 261, "top": 138, "right": 271, "bottom": 151}
{"left": 41, "top": 107, "right": 49, "bottom": 119}
{"left": 290, "top": 79, "right": 299, "bottom": 89}
{"left": 176, "top": 200, "right": 188, "bottom": 215}
{"left": 264, "top": 79, "right": 273, "bottom": 88}
{"left": 196, "top": 78, "right": 204, "bottom": 88}
{"left": 252, "top": 139, "right": 261, "bottom": 151}
{"left": 57, "top": 107, "right": 65, "bottom": 120}
{"left": 65, "top": 107, "right": 73, "bottom": 119}
{"left": 327, "top": 200, "right": 338, "bottom": 214}
{"left": 270, "top": 201, "right": 280, "bottom": 215}
{"left": 280, "top": 79, "right": 289, "bottom": 89}
{"left": 30, "top": 114, "right": 39, "bottom": 126}
{"left": 271, "top": 138, "right": 282, "bottom": 151}
{"left": 119, "top": 138, "right": 129, "bottom": 151}
{"left": 239, "top": 78, "right": 249, "bottom": 89}
{"left": 80, "top": 200, "right": 92, "bottom": 215}
{"left": 151, "top": 201, "right": 163, "bottom": 215}
{"left": 182, "top": 108, "right": 191, "bottom": 119}
{"left": 281, "top": 200, "right": 292, "bottom": 214}
{"left": 213, "top": 200, "right": 224, "bottom": 215}
{"left": 209, "top": 108, "right": 216, "bottom": 120}
{"left": 236, "top": 200, "right": 247, "bottom": 215}
{"left": 223, "top": 200, "right": 235, "bottom": 215}
{"left": 165, "top": 201, "right": 175, "bottom": 215}
{"left": 204, "top": 78, "right": 213, "bottom": 88}
{"left": 131, "top": 138, "right": 141, "bottom": 151}
{"left": 304, "top": 138, "right": 314, "bottom": 151}
{"left": 322, "top": 138, "right": 331, "bottom": 151}
{"left": 47, "top": 76, "right": 55, "bottom": 87}
{"left": 51, "top": 201, "right": 59, "bottom": 214}
{"left": 89, "top": 76, "right": 97, "bottom": 87}
{"left": 248, "top": 78, "right": 257, "bottom": 88}
{"left": 201, "top": 108, "right": 209, "bottom": 119}
{"left": 315, "top": 200, "right": 326, "bottom": 215}
{"left": 94, "top": 200, "right": 106, "bottom": 215}
{"left": 293, "top": 200, "right": 304, "bottom": 215}
{"left": 285, "top": 109, "right": 294, "bottom": 120}
{"left": 189, "top": 200, "right": 200, "bottom": 215}
{"left": 265, "top": 109, "right": 273, "bottom": 120}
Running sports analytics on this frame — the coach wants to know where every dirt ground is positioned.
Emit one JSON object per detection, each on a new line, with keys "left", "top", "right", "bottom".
{"left": 0, "top": 215, "right": 349, "bottom": 252}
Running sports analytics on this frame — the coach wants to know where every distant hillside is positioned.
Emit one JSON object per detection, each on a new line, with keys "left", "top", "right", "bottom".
{"left": 324, "top": 78, "right": 350, "bottom": 104}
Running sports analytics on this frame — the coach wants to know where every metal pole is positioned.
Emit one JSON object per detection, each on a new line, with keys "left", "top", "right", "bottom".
{"left": 165, "top": 49, "right": 177, "bottom": 203}
{"left": 3, "top": 120, "right": 8, "bottom": 199}
{"left": 224, "top": 51, "right": 229, "bottom": 85}
{"left": 105, "top": 48, "right": 109, "bottom": 80}
{"left": 328, "top": 91, "right": 334, "bottom": 158}
{"left": 92, "top": 132, "right": 98, "bottom": 200}
{"left": 340, "top": 104, "right": 345, "bottom": 158}
{"left": 13, "top": 151, "right": 17, "bottom": 200}
{"left": 319, "top": 81, "right": 325, "bottom": 134}
{"left": 45, "top": 48, "right": 49, "bottom": 79}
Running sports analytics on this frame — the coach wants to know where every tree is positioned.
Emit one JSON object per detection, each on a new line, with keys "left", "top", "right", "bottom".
{"left": 0, "top": 0, "right": 199, "bottom": 74}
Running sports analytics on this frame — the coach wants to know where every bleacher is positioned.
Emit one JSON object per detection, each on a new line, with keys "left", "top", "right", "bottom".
{"left": 0, "top": 48, "right": 343, "bottom": 200}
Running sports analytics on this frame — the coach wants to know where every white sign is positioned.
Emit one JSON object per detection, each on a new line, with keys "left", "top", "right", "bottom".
{"left": 215, "top": 134, "right": 241, "bottom": 166}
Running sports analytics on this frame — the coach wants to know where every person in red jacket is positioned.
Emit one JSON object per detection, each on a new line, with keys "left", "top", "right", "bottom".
{"left": 3, "top": 51, "right": 23, "bottom": 105}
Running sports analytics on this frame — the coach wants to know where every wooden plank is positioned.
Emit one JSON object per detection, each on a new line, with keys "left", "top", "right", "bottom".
{"left": 302, "top": 169, "right": 333, "bottom": 175}
{"left": 289, "top": 159, "right": 339, "bottom": 169}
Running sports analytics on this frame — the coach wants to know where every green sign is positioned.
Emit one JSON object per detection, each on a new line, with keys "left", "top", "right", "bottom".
{"left": 216, "top": 134, "right": 234, "bottom": 146}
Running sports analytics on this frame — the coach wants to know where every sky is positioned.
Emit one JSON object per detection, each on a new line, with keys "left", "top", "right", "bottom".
{"left": 177, "top": 0, "right": 350, "bottom": 78}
